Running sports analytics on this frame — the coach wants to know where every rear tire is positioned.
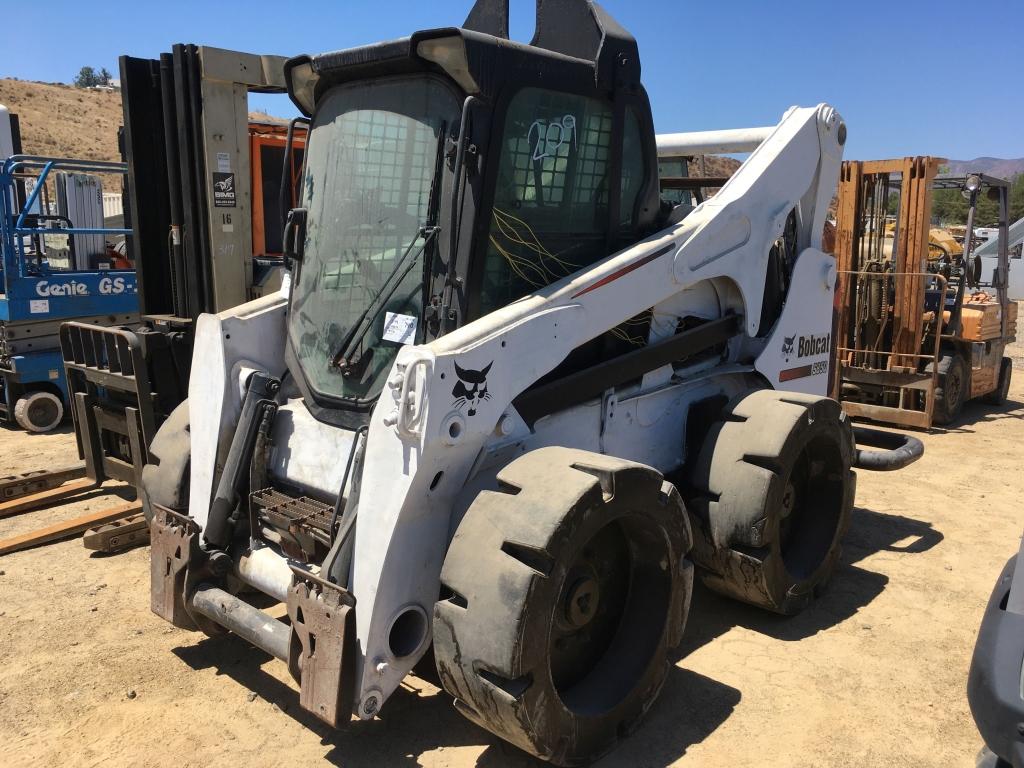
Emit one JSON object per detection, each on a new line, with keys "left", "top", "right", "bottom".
{"left": 433, "top": 447, "right": 692, "bottom": 766}
{"left": 140, "top": 400, "right": 190, "bottom": 524}
{"left": 929, "top": 352, "right": 968, "bottom": 425}
{"left": 982, "top": 357, "right": 1012, "bottom": 405}
{"left": 13, "top": 391, "right": 64, "bottom": 433}
{"left": 687, "top": 389, "right": 855, "bottom": 615}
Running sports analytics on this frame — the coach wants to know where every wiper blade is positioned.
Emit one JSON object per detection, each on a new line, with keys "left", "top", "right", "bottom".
{"left": 330, "top": 225, "right": 440, "bottom": 372}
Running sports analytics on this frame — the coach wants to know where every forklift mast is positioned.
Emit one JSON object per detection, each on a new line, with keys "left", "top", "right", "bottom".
{"left": 58, "top": 47, "right": 305, "bottom": 489}
{"left": 120, "top": 45, "right": 301, "bottom": 320}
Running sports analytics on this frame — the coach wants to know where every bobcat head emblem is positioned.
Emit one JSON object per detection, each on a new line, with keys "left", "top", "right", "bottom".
{"left": 452, "top": 361, "right": 492, "bottom": 416}
{"left": 781, "top": 335, "right": 795, "bottom": 361}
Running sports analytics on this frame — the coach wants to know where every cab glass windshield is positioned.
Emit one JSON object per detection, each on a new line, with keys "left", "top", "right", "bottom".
{"left": 288, "top": 76, "right": 457, "bottom": 403}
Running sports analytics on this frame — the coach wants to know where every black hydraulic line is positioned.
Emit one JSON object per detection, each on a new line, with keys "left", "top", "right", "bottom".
{"left": 328, "top": 425, "right": 369, "bottom": 588}
{"left": 949, "top": 188, "right": 980, "bottom": 336}
{"left": 185, "top": 45, "right": 215, "bottom": 314}
{"left": 441, "top": 96, "right": 479, "bottom": 334}
{"left": 851, "top": 426, "right": 924, "bottom": 472}
{"left": 246, "top": 406, "right": 276, "bottom": 546}
{"left": 159, "top": 52, "right": 187, "bottom": 319}
{"left": 329, "top": 425, "right": 368, "bottom": 539}
{"left": 204, "top": 373, "right": 280, "bottom": 550}
{"left": 191, "top": 585, "right": 290, "bottom": 661}
{"left": 172, "top": 45, "right": 202, "bottom": 320}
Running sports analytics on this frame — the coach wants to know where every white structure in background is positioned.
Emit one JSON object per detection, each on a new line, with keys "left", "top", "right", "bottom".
{"left": 0, "top": 104, "right": 13, "bottom": 160}
{"left": 56, "top": 173, "right": 106, "bottom": 269}
{"left": 977, "top": 217, "right": 1024, "bottom": 299}
{"left": 102, "top": 192, "right": 123, "bottom": 219}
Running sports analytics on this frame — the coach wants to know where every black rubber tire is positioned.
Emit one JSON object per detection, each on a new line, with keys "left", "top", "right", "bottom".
{"left": 929, "top": 352, "right": 968, "bottom": 425}
{"left": 140, "top": 400, "right": 190, "bottom": 524}
{"left": 687, "top": 389, "right": 855, "bottom": 615}
{"left": 13, "top": 391, "right": 64, "bottom": 433}
{"left": 982, "top": 357, "right": 1012, "bottom": 405}
{"left": 433, "top": 447, "right": 693, "bottom": 766}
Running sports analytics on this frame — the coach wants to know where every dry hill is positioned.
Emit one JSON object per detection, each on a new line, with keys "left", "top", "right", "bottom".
{"left": 0, "top": 78, "right": 123, "bottom": 161}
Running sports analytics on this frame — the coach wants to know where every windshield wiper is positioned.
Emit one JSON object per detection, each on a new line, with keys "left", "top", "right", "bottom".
{"left": 330, "top": 224, "right": 440, "bottom": 374}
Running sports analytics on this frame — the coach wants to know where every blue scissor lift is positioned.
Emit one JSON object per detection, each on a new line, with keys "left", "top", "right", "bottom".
{"left": 0, "top": 155, "right": 139, "bottom": 431}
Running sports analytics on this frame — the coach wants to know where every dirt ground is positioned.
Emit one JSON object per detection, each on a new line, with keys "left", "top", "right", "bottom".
{"left": 1, "top": 376, "right": 1022, "bottom": 768}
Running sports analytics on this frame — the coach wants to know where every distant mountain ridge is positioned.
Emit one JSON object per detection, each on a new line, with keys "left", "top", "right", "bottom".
{"left": 945, "top": 157, "right": 1024, "bottom": 179}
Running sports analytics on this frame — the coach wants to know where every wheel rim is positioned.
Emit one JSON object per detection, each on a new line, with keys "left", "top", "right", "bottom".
{"left": 27, "top": 396, "right": 59, "bottom": 430}
{"left": 778, "top": 436, "right": 845, "bottom": 582}
{"left": 548, "top": 515, "right": 672, "bottom": 716}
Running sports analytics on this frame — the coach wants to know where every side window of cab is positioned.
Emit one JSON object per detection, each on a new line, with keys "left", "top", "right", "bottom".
{"left": 476, "top": 88, "right": 647, "bottom": 316}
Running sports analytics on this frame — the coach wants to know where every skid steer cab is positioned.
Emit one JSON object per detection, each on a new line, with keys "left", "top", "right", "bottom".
{"left": 142, "top": 1, "right": 922, "bottom": 763}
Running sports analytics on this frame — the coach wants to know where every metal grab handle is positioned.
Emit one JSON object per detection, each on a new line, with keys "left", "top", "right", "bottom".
{"left": 852, "top": 425, "right": 924, "bottom": 472}
{"left": 396, "top": 358, "right": 430, "bottom": 438}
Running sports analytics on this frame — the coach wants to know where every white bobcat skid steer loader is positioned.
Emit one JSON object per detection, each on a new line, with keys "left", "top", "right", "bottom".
{"left": 141, "top": 1, "right": 921, "bottom": 764}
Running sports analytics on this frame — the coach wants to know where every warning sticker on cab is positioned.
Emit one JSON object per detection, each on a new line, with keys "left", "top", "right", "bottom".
{"left": 382, "top": 312, "right": 417, "bottom": 345}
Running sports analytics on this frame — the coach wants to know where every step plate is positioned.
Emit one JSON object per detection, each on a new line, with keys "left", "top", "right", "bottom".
{"left": 251, "top": 487, "right": 333, "bottom": 561}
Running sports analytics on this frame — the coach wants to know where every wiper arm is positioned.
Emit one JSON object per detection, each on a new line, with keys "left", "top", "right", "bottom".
{"left": 331, "top": 224, "right": 440, "bottom": 372}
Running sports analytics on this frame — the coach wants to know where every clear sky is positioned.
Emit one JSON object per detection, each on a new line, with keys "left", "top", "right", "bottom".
{"left": 1, "top": 0, "right": 1020, "bottom": 161}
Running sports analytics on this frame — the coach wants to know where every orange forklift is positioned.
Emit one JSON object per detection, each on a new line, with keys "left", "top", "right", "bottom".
{"left": 832, "top": 157, "right": 1015, "bottom": 428}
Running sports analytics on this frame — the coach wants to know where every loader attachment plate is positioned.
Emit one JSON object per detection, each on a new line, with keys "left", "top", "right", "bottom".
{"left": 287, "top": 567, "right": 357, "bottom": 727}
{"left": 150, "top": 504, "right": 201, "bottom": 630}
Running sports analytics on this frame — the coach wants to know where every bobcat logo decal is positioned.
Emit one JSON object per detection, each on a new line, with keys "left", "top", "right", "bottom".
{"left": 781, "top": 335, "right": 795, "bottom": 361}
{"left": 452, "top": 361, "right": 492, "bottom": 416}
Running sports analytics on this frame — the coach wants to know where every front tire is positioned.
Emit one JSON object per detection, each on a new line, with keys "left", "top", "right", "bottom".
{"left": 930, "top": 352, "right": 968, "bottom": 425}
{"left": 433, "top": 447, "right": 692, "bottom": 766}
{"left": 687, "top": 389, "right": 855, "bottom": 615}
{"left": 140, "top": 400, "right": 190, "bottom": 524}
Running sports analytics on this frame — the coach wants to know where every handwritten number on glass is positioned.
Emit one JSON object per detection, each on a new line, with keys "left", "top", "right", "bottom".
{"left": 528, "top": 115, "right": 577, "bottom": 162}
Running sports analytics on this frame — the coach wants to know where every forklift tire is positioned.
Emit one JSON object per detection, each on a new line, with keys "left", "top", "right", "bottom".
{"left": 982, "top": 357, "right": 1012, "bottom": 406}
{"left": 140, "top": 400, "right": 191, "bottom": 525}
{"left": 687, "top": 389, "right": 855, "bottom": 615}
{"left": 13, "top": 391, "right": 64, "bottom": 433}
{"left": 433, "top": 447, "right": 692, "bottom": 766}
{"left": 929, "top": 352, "right": 968, "bottom": 425}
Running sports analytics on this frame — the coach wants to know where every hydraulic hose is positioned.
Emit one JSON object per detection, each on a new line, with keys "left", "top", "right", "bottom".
{"left": 852, "top": 426, "right": 924, "bottom": 472}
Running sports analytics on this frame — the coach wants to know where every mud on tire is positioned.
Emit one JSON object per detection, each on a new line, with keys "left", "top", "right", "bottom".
{"left": 432, "top": 447, "right": 693, "bottom": 766}
{"left": 687, "top": 389, "right": 855, "bottom": 615}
